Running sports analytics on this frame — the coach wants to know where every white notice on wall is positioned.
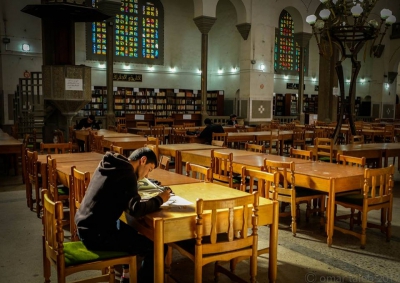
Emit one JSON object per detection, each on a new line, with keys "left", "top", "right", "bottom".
{"left": 183, "top": 114, "right": 192, "bottom": 120}
{"left": 174, "top": 89, "right": 179, "bottom": 93}
{"left": 134, "top": 88, "right": 139, "bottom": 92}
{"left": 65, "top": 79, "right": 83, "bottom": 91}
{"left": 218, "top": 91, "right": 223, "bottom": 95}
{"left": 135, "top": 114, "right": 145, "bottom": 120}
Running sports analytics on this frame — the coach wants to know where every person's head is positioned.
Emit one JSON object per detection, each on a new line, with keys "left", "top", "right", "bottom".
{"left": 204, "top": 118, "right": 212, "bottom": 125}
{"left": 88, "top": 115, "right": 96, "bottom": 124}
{"left": 128, "top": 147, "right": 158, "bottom": 179}
{"left": 230, "top": 114, "right": 237, "bottom": 120}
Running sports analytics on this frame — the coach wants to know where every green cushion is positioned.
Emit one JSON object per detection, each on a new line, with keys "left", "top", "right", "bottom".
{"left": 63, "top": 241, "right": 129, "bottom": 267}
{"left": 296, "top": 187, "right": 325, "bottom": 197}
{"left": 319, "top": 157, "right": 336, "bottom": 163}
{"left": 336, "top": 194, "right": 363, "bottom": 206}
{"left": 57, "top": 185, "right": 69, "bottom": 196}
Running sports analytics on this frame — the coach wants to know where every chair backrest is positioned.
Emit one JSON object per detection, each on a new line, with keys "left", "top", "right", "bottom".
{"left": 292, "top": 127, "right": 305, "bottom": 148}
{"left": 314, "top": 128, "right": 329, "bottom": 139}
{"left": 150, "top": 125, "right": 166, "bottom": 144}
{"left": 185, "top": 162, "right": 211, "bottom": 182}
{"left": 241, "top": 167, "right": 278, "bottom": 198}
{"left": 210, "top": 150, "right": 234, "bottom": 188}
{"left": 183, "top": 122, "right": 196, "bottom": 128}
{"left": 195, "top": 192, "right": 259, "bottom": 270}
{"left": 349, "top": 134, "right": 365, "bottom": 144}
{"left": 110, "top": 144, "right": 124, "bottom": 155}
{"left": 24, "top": 129, "right": 37, "bottom": 150}
{"left": 264, "top": 159, "right": 295, "bottom": 201}
{"left": 336, "top": 154, "right": 366, "bottom": 167}
{"left": 53, "top": 129, "right": 65, "bottom": 143}
{"left": 363, "top": 165, "right": 394, "bottom": 206}
{"left": 211, "top": 140, "right": 225, "bottom": 147}
{"left": 116, "top": 117, "right": 126, "bottom": 125}
{"left": 117, "top": 125, "right": 128, "bottom": 133}
{"left": 70, "top": 166, "right": 90, "bottom": 241}
{"left": 289, "top": 148, "right": 313, "bottom": 160}
{"left": 314, "top": 137, "right": 333, "bottom": 162}
{"left": 223, "top": 127, "right": 237, "bottom": 133}
{"left": 145, "top": 143, "right": 159, "bottom": 161}
{"left": 172, "top": 129, "right": 187, "bottom": 144}
{"left": 212, "top": 132, "right": 228, "bottom": 142}
{"left": 245, "top": 143, "right": 265, "bottom": 153}
{"left": 40, "top": 142, "right": 72, "bottom": 154}
{"left": 383, "top": 124, "right": 395, "bottom": 142}
{"left": 91, "top": 135, "right": 104, "bottom": 153}
{"left": 136, "top": 121, "right": 149, "bottom": 128}
{"left": 25, "top": 149, "right": 38, "bottom": 184}
{"left": 46, "top": 156, "right": 63, "bottom": 202}
{"left": 108, "top": 125, "right": 117, "bottom": 131}
{"left": 158, "top": 155, "right": 170, "bottom": 170}
{"left": 136, "top": 131, "right": 146, "bottom": 136}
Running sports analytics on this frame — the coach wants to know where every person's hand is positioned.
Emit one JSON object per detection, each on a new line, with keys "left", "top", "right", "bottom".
{"left": 158, "top": 188, "right": 171, "bottom": 203}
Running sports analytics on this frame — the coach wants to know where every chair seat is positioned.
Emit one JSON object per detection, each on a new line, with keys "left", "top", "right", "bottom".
{"left": 172, "top": 233, "right": 239, "bottom": 255}
{"left": 335, "top": 193, "right": 364, "bottom": 206}
{"left": 319, "top": 157, "right": 336, "bottom": 163}
{"left": 63, "top": 241, "right": 130, "bottom": 267}
{"left": 295, "top": 187, "right": 325, "bottom": 197}
{"left": 57, "top": 185, "right": 69, "bottom": 196}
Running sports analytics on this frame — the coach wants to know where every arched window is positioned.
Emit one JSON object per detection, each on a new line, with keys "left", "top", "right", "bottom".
{"left": 274, "top": 10, "right": 308, "bottom": 75}
{"left": 86, "top": 0, "right": 164, "bottom": 65}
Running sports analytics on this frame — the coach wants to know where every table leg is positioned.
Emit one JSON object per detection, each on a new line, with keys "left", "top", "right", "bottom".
{"left": 327, "top": 184, "right": 334, "bottom": 247}
{"left": 269, "top": 200, "right": 279, "bottom": 283}
{"left": 154, "top": 218, "right": 164, "bottom": 283}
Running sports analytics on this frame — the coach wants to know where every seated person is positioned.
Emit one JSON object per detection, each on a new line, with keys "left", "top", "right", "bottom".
{"left": 77, "top": 115, "right": 100, "bottom": 130}
{"left": 198, "top": 118, "right": 224, "bottom": 144}
{"left": 226, "top": 114, "right": 238, "bottom": 127}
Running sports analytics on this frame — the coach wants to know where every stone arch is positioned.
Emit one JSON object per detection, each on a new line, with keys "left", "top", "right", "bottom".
{"left": 193, "top": 0, "right": 250, "bottom": 23}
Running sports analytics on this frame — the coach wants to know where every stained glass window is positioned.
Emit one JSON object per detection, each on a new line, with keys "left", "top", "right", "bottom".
{"left": 87, "top": 0, "right": 163, "bottom": 64}
{"left": 274, "top": 10, "right": 308, "bottom": 75}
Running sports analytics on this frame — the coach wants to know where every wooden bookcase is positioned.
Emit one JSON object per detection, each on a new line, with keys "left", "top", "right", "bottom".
{"left": 284, "top": 93, "right": 298, "bottom": 116}
{"left": 274, "top": 93, "right": 284, "bottom": 116}
{"left": 172, "top": 113, "right": 202, "bottom": 126}
{"left": 125, "top": 113, "right": 155, "bottom": 127}
{"left": 81, "top": 86, "right": 108, "bottom": 117}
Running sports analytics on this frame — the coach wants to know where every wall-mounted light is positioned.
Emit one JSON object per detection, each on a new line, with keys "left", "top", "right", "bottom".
{"left": 283, "top": 75, "right": 289, "bottom": 80}
{"left": 218, "top": 69, "right": 223, "bottom": 74}
{"left": 260, "top": 64, "right": 265, "bottom": 71}
{"left": 22, "top": 43, "right": 30, "bottom": 52}
{"left": 197, "top": 69, "right": 202, "bottom": 74}
{"left": 148, "top": 66, "right": 154, "bottom": 71}
{"left": 360, "top": 78, "right": 366, "bottom": 83}
{"left": 345, "top": 78, "right": 351, "bottom": 83}
{"left": 123, "top": 64, "right": 130, "bottom": 70}
{"left": 385, "top": 83, "right": 390, "bottom": 90}
{"left": 231, "top": 67, "right": 238, "bottom": 72}
{"left": 170, "top": 67, "right": 176, "bottom": 72}
{"left": 312, "top": 77, "right": 317, "bottom": 82}
{"left": 99, "top": 63, "right": 106, "bottom": 69}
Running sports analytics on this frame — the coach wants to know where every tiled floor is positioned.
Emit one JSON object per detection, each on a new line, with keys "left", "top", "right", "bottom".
{"left": 0, "top": 158, "right": 399, "bottom": 283}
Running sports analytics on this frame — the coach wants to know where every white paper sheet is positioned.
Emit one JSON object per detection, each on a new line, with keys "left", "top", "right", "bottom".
{"left": 161, "top": 196, "right": 193, "bottom": 207}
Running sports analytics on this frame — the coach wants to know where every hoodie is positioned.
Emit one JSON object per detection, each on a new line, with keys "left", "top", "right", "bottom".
{"left": 75, "top": 152, "right": 163, "bottom": 235}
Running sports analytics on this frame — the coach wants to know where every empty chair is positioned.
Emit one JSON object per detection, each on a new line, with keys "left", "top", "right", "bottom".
{"left": 210, "top": 150, "right": 240, "bottom": 189}
{"left": 25, "top": 149, "right": 41, "bottom": 217}
{"left": 333, "top": 165, "right": 394, "bottom": 248}
{"left": 264, "top": 159, "right": 326, "bottom": 236}
{"left": 245, "top": 143, "right": 265, "bottom": 153}
{"left": 70, "top": 166, "right": 90, "bottom": 241}
{"left": 314, "top": 137, "right": 334, "bottom": 163}
{"left": 110, "top": 144, "right": 124, "bottom": 155}
{"left": 40, "top": 142, "right": 73, "bottom": 154}
{"left": 349, "top": 134, "right": 365, "bottom": 144}
{"left": 42, "top": 189, "right": 137, "bottom": 283}
{"left": 150, "top": 125, "right": 166, "bottom": 144}
{"left": 68, "top": 126, "right": 80, "bottom": 152}
{"left": 90, "top": 134, "right": 104, "bottom": 153}
{"left": 172, "top": 129, "right": 187, "bottom": 144}
{"left": 183, "top": 122, "right": 196, "bottom": 128}
{"left": 212, "top": 132, "right": 228, "bottom": 143}
{"left": 24, "top": 129, "right": 37, "bottom": 151}
{"left": 292, "top": 127, "right": 306, "bottom": 149}
{"left": 289, "top": 147, "right": 313, "bottom": 160}
{"left": 255, "top": 132, "right": 280, "bottom": 154}
{"left": 185, "top": 162, "right": 211, "bottom": 182}
{"left": 166, "top": 193, "right": 259, "bottom": 283}
{"left": 158, "top": 155, "right": 171, "bottom": 170}
{"left": 136, "top": 121, "right": 149, "bottom": 128}
{"left": 211, "top": 140, "right": 225, "bottom": 147}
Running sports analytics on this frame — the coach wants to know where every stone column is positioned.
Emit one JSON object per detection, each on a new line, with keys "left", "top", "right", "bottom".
{"left": 193, "top": 16, "right": 216, "bottom": 121}
{"left": 294, "top": 32, "right": 312, "bottom": 123}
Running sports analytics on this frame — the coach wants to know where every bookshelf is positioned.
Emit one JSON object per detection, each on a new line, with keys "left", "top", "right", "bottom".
{"left": 285, "top": 93, "right": 298, "bottom": 116}
{"left": 81, "top": 86, "right": 108, "bottom": 117}
{"left": 274, "top": 93, "right": 284, "bottom": 116}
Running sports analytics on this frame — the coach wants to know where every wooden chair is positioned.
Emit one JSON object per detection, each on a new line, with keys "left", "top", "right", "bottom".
{"left": 172, "top": 129, "right": 187, "bottom": 144}
{"left": 166, "top": 193, "right": 259, "bottom": 283}
{"left": 110, "top": 144, "right": 124, "bottom": 155}
{"left": 108, "top": 125, "right": 117, "bottom": 131}
{"left": 211, "top": 140, "right": 225, "bottom": 147}
{"left": 255, "top": 133, "right": 279, "bottom": 154}
{"left": 289, "top": 147, "right": 313, "bottom": 160}
{"left": 314, "top": 137, "right": 334, "bottom": 163}
{"left": 91, "top": 134, "right": 104, "bottom": 153}
{"left": 382, "top": 124, "right": 395, "bottom": 143}
{"left": 210, "top": 150, "right": 240, "bottom": 189}
{"left": 25, "top": 149, "right": 42, "bottom": 217}
{"left": 264, "top": 159, "right": 325, "bottom": 236}
{"left": 183, "top": 122, "right": 196, "bottom": 128}
{"left": 117, "top": 125, "right": 128, "bottom": 133}
{"left": 333, "top": 165, "right": 394, "bottom": 248}
{"left": 136, "top": 121, "right": 149, "bottom": 128}
{"left": 40, "top": 142, "right": 73, "bottom": 154}
{"left": 158, "top": 155, "right": 170, "bottom": 170}
{"left": 245, "top": 143, "right": 265, "bottom": 153}
{"left": 70, "top": 166, "right": 90, "bottom": 241}
{"left": 150, "top": 125, "right": 166, "bottom": 144}
{"left": 146, "top": 137, "right": 159, "bottom": 160}
{"left": 68, "top": 126, "right": 80, "bottom": 152}
{"left": 42, "top": 189, "right": 137, "bottom": 283}
{"left": 292, "top": 127, "right": 306, "bottom": 149}
{"left": 185, "top": 162, "right": 211, "bottom": 182}
{"left": 136, "top": 131, "right": 146, "bottom": 136}
{"left": 349, "top": 134, "right": 365, "bottom": 144}
{"left": 212, "top": 132, "right": 228, "bottom": 144}
{"left": 53, "top": 129, "right": 65, "bottom": 143}
{"left": 24, "top": 129, "right": 37, "bottom": 151}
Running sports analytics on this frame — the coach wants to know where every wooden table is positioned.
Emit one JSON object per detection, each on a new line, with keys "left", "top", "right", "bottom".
{"left": 101, "top": 137, "right": 148, "bottom": 152}
{"left": 294, "top": 162, "right": 364, "bottom": 247}
{"left": 75, "top": 129, "right": 139, "bottom": 152}
{"left": 128, "top": 182, "right": 279, "bottom": 283}
{"left": 158, "top": 143, "right": 222, "bottom": 172}
{"left": 0, "top": 137, "right": 24, "bottom": 177}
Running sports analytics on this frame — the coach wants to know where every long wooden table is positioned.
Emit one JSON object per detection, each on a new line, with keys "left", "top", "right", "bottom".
{"left": 101, "top": 137, "right": 148, "bottom": 152}
{"left": 128, "top": 182, "right": 279, "bottom": 283}
{"left": 0, "top": 133, "right": 24, "bottom": 178}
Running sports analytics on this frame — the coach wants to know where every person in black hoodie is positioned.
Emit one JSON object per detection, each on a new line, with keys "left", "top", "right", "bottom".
{"left": 75, "top": 147, "right": 171, "bottom": 283}
{"left": 198, "top": 118, "right": 225, "bottom": 144}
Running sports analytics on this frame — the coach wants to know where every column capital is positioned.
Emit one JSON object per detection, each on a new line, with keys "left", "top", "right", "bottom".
{"left": 294, "top": 32, "right": 313, "bottom": 47}
{"left": 193, "top": 16, "right": 217, "bottom": 34}
{"left": 236, "top": 23, "right": 251, "bottom": 40}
